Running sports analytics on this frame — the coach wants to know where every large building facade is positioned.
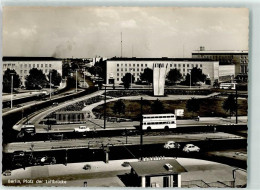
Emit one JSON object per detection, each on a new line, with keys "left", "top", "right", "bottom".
{"left": 192, "top": 47, "right": 248, "bottom": 76}
{"left": 2, "top": 57, "right": 63, "bottom": 86}
{"left": 106, "top": 57, "right": 219, "bottom": 85}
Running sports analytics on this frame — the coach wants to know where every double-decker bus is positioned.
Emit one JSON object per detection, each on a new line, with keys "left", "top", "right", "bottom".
{"left": 142, "top": 113, "right": 177, "bottom": 130}
{"left": 219, "top": 83, "right": 237, "bottom": 90}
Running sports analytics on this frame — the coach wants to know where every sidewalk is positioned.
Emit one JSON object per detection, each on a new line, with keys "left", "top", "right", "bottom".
{"left": 2, "top": 158, "right": 247, "bottom": 187}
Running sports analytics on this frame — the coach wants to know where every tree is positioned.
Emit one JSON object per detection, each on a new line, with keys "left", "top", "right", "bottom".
{"left": 151, "top": 99, "right": 164, "bottom": 114}
{"left": 186, "top": 98, "right": 200, "bottom": 116}
{"left": 62, "top": 62, "right": 71, "bottom": 77}
{"left": 25, "top": 68, "right": 47, "bottom": 89}
{"left": 122, "top": 73, "right": 135, "bottom": 89}
{"left": 166, "top": 68, "right": 182, "bottom": 84}
{"left": 140, "top": 68, "right": 153, "bottom": 84}
{"left": 223, "top": 94, "right": 236, "bottom": 118}
{"left": 2, "top": 69, "right": 21, "bottom": 92}
{"left": 112, "top": 99, "right": 126, "bottom": 116}
{"left": 48, "top": 69, "right": 62, "bottom": 86}
{"left": 185, "top": 67, "right": 206, "bottom": 86}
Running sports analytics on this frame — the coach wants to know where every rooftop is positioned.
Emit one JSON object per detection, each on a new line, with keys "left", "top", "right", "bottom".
{"left": 129, "top": 159, "right": 187, "bottom": 177}
{"left": 2, "top": 56, "right": 62, "bottom": 61}
{"left": 192, "top": 50, "right": 248, "bottom": 55}
{"left": 107, "top": 57, "right": 215, "bottom": 62}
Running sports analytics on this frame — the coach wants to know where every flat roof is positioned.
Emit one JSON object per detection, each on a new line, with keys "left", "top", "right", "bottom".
{"left": 192, "top": 50, "right": 248, "bottom": 55}
{"left": 129, "top": 159, "right": 187, "bottom": 177}
{"left": 107, "top": 57, "right": 214, "bottom": 62}
{"left": 3, "top": 56, "right": 62, "bottom": 61}
{"left": 143, "top": 113, "right": 174, "bottom": 117}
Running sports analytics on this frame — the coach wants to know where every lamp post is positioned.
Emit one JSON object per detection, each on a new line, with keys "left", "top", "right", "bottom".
{"left": 10, "top": 73, "right": 14, "bottom": 109}
{"left": 49, "top": 72, "right": 52, "bottom": 100}
{"left": 130, "top": 69, "right": 132, "bottom": 89}
{"left": 76, "top": 70, "right": 78, "bottom": 92}
{"left": 189, "top": 69, "right": 192, "bottom": 89}
{"left": 84, "top": 70, "right": 86, "bottom": 88}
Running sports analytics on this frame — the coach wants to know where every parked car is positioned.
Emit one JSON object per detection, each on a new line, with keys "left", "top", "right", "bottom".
{"left": 74, "top": 126, "right": 90, "bottom": 133}
{"left": 83, "top": 164, "right": 91, "bottom": 170}
{"left": 164, "top": 141, "right": 181, "bottom": 149}
{"left": 2, "top": 170, "right": 11, "bottom": 176}
{"left": 121, "top": 162, "right": 130, "bottom": 167}
{"left": 32, "top": 156, "right": 56, "bottom": 165}
{"left": 183, "top": 144, "right": 200, "bottom": 153}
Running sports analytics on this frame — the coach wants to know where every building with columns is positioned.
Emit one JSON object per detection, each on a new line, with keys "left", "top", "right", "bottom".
{"left": 2, "top": 56, "right": 62, "bottom": 86}
{"left": 106, "top": 57, "right": 220, "bottom": 85}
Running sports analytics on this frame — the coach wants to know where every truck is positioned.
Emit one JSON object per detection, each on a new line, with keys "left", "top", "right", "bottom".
{"left": 74, "top": 126, "right": 90, "bottom": 133}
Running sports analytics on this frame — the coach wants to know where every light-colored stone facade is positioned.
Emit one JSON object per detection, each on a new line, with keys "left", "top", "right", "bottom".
{"left": 106, "top": 58, "right": 219, "bottom": 85}
{"left": 2, "top": 57, "right": 62, "bottom": 86}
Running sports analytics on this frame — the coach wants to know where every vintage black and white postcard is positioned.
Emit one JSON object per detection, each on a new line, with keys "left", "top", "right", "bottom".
{"left": 2, "top": 7, "right": 248, "bottom": 187}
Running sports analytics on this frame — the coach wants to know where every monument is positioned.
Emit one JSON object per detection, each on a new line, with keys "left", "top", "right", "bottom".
{"left": 153, "top": 63, "right": 168, "bottom": 96}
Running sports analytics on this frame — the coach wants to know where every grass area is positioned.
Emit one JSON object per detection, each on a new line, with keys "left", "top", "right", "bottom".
{"left": 93, "top": 97, "right": 248, "bottom": 120}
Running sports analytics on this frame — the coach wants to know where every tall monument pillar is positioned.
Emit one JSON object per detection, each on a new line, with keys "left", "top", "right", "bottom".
{"left": 153, "top": 63, "right": 168, "bottom": 96}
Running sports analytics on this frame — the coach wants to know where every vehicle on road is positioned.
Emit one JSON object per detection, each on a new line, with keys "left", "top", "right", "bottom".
{"left": 220, "top": 82, "right": 236, "bottom": 90}
{"left": 32, "top": 156, "right": 56, "bottom": 166}
{"left": 183, "top": 144, "right": 200, "bottom": 153}
{"left": 20, "top": 125, "right": 36, "bottom": 135}
{"left": 52, "top": 102, "right": 59, "bottom": 106}
{"left": 164, "top": 141, "right": 181, "bottom": 149}
{"left": 2, "top": 170, "right": 11, "bottom": 176}
{"left": 74, "top": 126, "right": 90, "bottom": 133}
{"left": 142, "top": 113, "right": 177, "bottom": 130}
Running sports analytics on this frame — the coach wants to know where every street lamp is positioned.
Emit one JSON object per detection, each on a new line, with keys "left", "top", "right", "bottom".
{"left": 49, "top": 72, "right": 52, "bottom": 100}
{"left": 10, "top": 73, "right": 14, "bottom": 109}
{"left": 189, "top": 69, "right": 192, "bottom": 89}
{"left": 76, "top": 70, "right": 78, "bottom": 92}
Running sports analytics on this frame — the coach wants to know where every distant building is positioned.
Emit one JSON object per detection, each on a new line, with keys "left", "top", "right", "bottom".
{"left": 153, "top": 63, "right": 168, "bottom": 96}
{"left": 2, "top": 56, "right": 62, "bottom": 86}
{"left": 192, "top": 46, "right": 248, "bottom": 77}
{"left": 106, "top": 57, "right": 220, "bottom": 85}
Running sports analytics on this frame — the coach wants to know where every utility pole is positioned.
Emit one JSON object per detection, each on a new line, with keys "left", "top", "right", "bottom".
{"left": 190, "top": 70, "right": 192, "bottom": 89}
{"left": 76, "top": 70, "right": 78, "bottom": 92}
{"left": 104, "top": 86, "right": 107, "bottom": 129}
{"left": 236, "top": 86, "right": 238, "bottom": 124}
{"left": 49, "top": 72, "right": 52, "bottom": 100}
{"left": 140, "top": 97, "right": 143, "bottom": 161}
{"left": 10, "top": 73, "right": 14, "bottom": 109}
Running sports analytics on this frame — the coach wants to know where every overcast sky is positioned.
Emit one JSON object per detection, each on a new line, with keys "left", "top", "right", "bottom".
{"left": 3, "top": 7, "right": 249, "bottom": 58}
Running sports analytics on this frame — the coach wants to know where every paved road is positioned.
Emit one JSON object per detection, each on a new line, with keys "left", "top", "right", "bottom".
{"left": 3, "top": 132, "right": 244, "bottom": 153}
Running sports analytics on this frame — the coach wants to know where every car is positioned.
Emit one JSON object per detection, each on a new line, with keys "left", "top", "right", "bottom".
{"left": 32, "top": 156, "right": 56, "bottom": 165}
{"left": 13, "top": 151, "right": 25, "bottom": 157}
{"left": 2, "top": 170, "right": 11, "bottom": 176}
{"left": 121, "top": 162, "right": 130, "bottom": 167}
{"left": 164, "top": 141, "right": 181, "bottom": 149}
{"left": 52, "top": 102, "right": 59, "bottom": 106}
{"left": 74, "top": 126, "right": 90, "bottom": 133}
{"left": 83, "top": 164, "right": 91, "bottom": 170}
{"left": 183, "top": 144, "right": 200, "bottom": 153}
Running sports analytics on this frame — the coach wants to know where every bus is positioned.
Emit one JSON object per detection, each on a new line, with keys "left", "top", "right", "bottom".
{"left": 219, "top": 83, "right": 236, "bottom": 90}
{"left": 142, "top": 113, "right": 177, "bottom": 130}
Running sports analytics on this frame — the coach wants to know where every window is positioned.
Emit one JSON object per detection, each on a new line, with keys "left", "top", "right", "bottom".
{"left": 117, "top": 73, "right": 119, "bottom": 76}
{"left": 170, "top": 64, "right": 172, "bottom": 67}
{"left": 137, "top": 68, "right": 139, "bottom": 71}
{"left": 117, "top": 64, "right": 119, "bottom": 67}
{"left": 200, "top": 64, "right": 202, "bottom": 67}
{"left": 133, "top": 64, "right": 135, "bottom": 67}
{"left": 29, "top": 64, "right": 31, "bottom": 68}
{"left": 141, "top": 64, "right": 143, "bottom": 67}
{"left": 187, "top": 64, "right": 189, "bottom": 67}
{"left": 121, "top": 73, "right": 123, "bottom": 76}
{"left": 121, "top": 68, "right": 123, "bottom": 71}
{"left": 45, "top": 64, "right": 47, "bottom": 67}
{"left": 133, "top": 69, "right": 135, "bottom": 71}
{"left": 41, "top": 64, "right": 43, "bottom": 67}
{"left": 174, "top": 64, "right": 176, "bottom": 67}
{"left": 37, "top": 64, "right": 39, "bottom": 67}
{"left": 117, "top": 78, "right": 119, "bottom": 81}
{"left": 196, "top": 64, "right": 198, "bottom": 67}
{"left": 117, "top": 69, "right": 119, "bottom": 71}
{"left": 183, "top": 64, "right": 185, "bottom": 67}
{"left": 24, "top": 70, "right": 27, "bottom": 74}
{"left": 141, "top": 68, "right": 144, "bottom": 71}
{"left": 178, "top": 64, "right": 181, "bottom": 67}
{"left": 24, "top": 64, "right": 27, "bottom": 68}
{"left": 125, "top": 64, "right": 127, "bottom": 67}
{"left": 183, "top": 68, "right": 185, "bottom": 72}
{"left": 145, "top": 64, "right": 147, "bottom": 67}
{"left": 125, "top": 68, "right": 127, "bottom": 71}
{"left": 192, "top": 64, "right": 194, "bottom": 67}
{"left": 45, "top": 69, "right": 48, "bottom": 73}
{"left": 137, "top": 64, "right": 139, "bottom": 67}
{"left": 129, "top": 64, "right": 131, "bottom": 67}
{"left": 121, "top": 64, "right": 123, "bottom": 67}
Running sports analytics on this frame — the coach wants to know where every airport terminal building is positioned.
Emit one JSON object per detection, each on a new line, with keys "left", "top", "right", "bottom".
{"left": 106, "top": 57, "right": 220, "bottom": 85}
{"left": 2, "top": 57, "right": 63, "bottom": 86}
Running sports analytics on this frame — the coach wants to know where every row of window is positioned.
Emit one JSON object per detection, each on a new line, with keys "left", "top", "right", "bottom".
{"left": 117, "top": 63, "right": 203, "bottom": 69}
{"left": 143, "top": 115, "right": 175, "bottom": 119}
{"left": 3, "top": 63, "right": 52, "bottom": 69}
{"left": 117, "top": 63, "right": 148, "bottom": 67}
{"left": 117, "top": 68, "right": 144, "bottom": 72}
{"left": 143, "top": 121, "right": 175, "bottom": 125}
{"left": 20, "top": 69, "right": 51, "bottom": 75}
